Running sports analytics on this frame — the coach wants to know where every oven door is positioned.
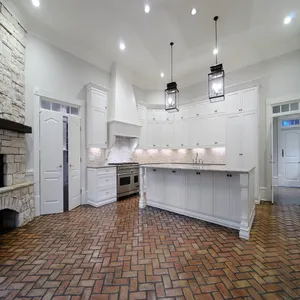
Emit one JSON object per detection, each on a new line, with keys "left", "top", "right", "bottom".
{"left": 118, "top": 173, "right": 132, "bottom": 195}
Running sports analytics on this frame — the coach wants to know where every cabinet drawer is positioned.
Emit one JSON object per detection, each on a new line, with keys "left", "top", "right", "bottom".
{"left": 98, "top": 187, "right": 116, "bottom": 200}
{"left": 97, "top": 175, "right": 116, "bottom": 188}
{"left": 97, "top": 168, "right": 116, "bottom": 175}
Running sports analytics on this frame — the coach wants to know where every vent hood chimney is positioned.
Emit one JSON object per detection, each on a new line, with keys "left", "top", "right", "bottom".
{"left": 108, "top": 63, "right": 141, "bottom": 148}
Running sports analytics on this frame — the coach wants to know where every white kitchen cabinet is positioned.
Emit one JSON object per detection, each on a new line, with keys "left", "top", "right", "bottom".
{"left": 146, "top": 168, "right": 163, "bottom": 202}
{"left": 163, "top": 169, "right": 186, "bottom": 208}
{"left": 207, "top": 114, "right": 226, "bottom": 147}
{"left": 174, "top": 120, "right": 188, "bottom": 148}
{"left": 138, "top": 121, "right": 147, "bottom": 149}
{"left": 87, "top": 167, "right": 117, "bottom": 207}
{"left": 226, "top": 112, "right": 257, "bottom": 169}
{"left": 226, "top": 87, "right": 258, "bottom": 115}
{"left": 138, "top": 105, "right": 147, "bottom": 122}
{"left": 186, "top": 170, "right": 214, "bottom": 215}
{"left": 86, "top": 83, "right": 108, "bottom": 148}
{"left": 214, "top": 172, "right": 241, "bottom": 221}
{"left": 209, "top": 100, "right": 226, "bottom": 115}
{"left": 162, "top": 121, "right": 174, "bottom": 148}
{"left": 147, "top": 121, "right": 162, "bottom": 148}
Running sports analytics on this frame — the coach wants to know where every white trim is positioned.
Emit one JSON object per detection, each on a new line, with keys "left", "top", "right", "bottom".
{"left": 87, "top": 198, "right": 116, "bottom": 207}
{"left": 85, "top": 81, "right": 109, "bottom": 93}
{"left": 33, "top": 88, "right": 86, "bottom": 216}
{"left": 259, "top": 187, "right": 269, "bottom": 202}
{"left": 239, "top": 206, "right": 255, "bottom": 240}
{"left": 147, "top": 200, "right": 240, "bottom": 230}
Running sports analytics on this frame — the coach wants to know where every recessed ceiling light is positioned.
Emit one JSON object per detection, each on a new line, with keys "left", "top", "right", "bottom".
{"left": 160, "top": 72, "right": 165, "bottom": 78}
{"left": 32, "top": 0, "right": 40, "bottom": 7}
{"left": 284, "top": 16, "right": 292, "bottom": 25}
{"left": 145, "top": 4, "right": 150, "bottom": 14}
{"left": 120, "top": 41, "right": 126, "bottom": 51}
{"left": 213, "top": 48, "right": 219, "bottom": 55}
{"left": 191, "top": 8, "right": 197, "bottom": 16}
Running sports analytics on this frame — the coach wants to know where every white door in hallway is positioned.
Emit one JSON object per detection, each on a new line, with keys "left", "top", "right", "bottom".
{"left": 68, "top": 115, "right": 81, "bottom": 210}
{"left": 279, "top": 126, "right": 300, "bottom": 187}
{"left": 40, "top": 110, "right": 63, "bottom": 215}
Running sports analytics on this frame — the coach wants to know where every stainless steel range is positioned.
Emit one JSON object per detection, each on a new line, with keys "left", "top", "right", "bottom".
{"left": 109, "top": 163, "right": 139, "bottom": 198}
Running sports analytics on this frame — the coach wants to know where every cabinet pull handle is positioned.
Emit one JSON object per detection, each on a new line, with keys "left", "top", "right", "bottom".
{"left": 172, "top": 170, "right": 176, "bottom": 173}
{"left": 239, "top": 153, "right": 243, "bottom": 156}
{"left": 181, "top": 144, "right": 184, "bottom": 146}
{"left": 282, "top": 149, "right": 284, "bottom": 157}
{"left": 214, "top": 110, "right": 217, "bottom": 113}
{"left": 215, "top": 142, "right": 218, "bottom": 144}
{"left": 153, "top": 169, "right": 156, "bottom": 172}
{"left": 197, "top": 143, "right": 199, "bottom": 146}
{"left": 196, "top": 114, "right": 199, "bottom": 116}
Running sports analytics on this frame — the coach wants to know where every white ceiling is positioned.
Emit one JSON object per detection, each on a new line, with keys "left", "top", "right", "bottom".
{"left": 14, "top": 0, "right": 300, "bottom": 89}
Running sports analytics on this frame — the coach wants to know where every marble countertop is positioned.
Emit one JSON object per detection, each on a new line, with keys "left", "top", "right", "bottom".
{"left": 87, "top": 165, "right": 116, "bottom": 169}
{"left": 140, "top": 163, "right": 255, "bottom": 173}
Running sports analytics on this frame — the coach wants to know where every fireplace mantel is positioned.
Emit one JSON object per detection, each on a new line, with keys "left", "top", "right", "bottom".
{"left": 0, "top": 118, "right": 32, "bottom": 134}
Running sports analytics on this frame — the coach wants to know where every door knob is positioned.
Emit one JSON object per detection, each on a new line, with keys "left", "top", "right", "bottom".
{"left": 70, "top": 164, "right": 73, "bottom": 168}
{"left": 58, "top": 165, "right": 62, "bottom": 168}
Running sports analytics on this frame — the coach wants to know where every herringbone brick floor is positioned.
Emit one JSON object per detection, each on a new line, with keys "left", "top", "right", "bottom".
{"left": 0, "top": 197, "right": 300, "bottom": 300}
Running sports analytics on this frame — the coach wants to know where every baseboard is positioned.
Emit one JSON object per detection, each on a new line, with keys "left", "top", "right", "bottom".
{"left": 147, "top": 200, "right": 240, "bottom": 231}
{"left": 259, "top": 187, "right": 270, "bottom": 202}
{"left": 255, "top": 199, "right": 261, "bottom": 205}
{"left": 87, "top": 198, "right": 116, "bottom": 208}
{"left": 34, "top": 194, "right": 40, "bottom": 216}
{"left": 239, "top": 206, "right": 256, "bottom": 240}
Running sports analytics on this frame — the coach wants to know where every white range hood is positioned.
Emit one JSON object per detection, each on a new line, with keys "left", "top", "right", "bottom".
{"left": 107, "top": 63, "right": 141, "bottom": 153}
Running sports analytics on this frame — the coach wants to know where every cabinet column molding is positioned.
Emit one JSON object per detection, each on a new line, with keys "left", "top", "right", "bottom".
{"left": 139, "top": 167, "right": 146, "bottom": 208}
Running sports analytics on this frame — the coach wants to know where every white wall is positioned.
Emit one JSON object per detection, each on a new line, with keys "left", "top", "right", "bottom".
{"left": 25, "top": 35, "right": 111, "bottom": 171}
{"left": 140, "top": 49, "right": 300, "bottom": 199}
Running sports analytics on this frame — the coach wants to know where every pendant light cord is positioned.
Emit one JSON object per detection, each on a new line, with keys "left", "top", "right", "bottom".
{"left": 214, "top": 16, "right": 219, "bottom": 65}
{"left": 170, "top": 42, "right": 174, "bottom": 82}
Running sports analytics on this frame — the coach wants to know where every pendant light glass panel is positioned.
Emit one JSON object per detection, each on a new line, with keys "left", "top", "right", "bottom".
{"left": 165, "top": 82, "right": 179, "bottom": 112}
{"left": 208, "top": 69, "right": 225, "bottom": 102}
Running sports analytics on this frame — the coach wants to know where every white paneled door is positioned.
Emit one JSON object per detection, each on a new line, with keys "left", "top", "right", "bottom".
{"left": 279, "top": 128, "right": 300, "bottom": 187}
{"left": 40, "top": 110, "right": 64, "bottom": 215}
{"left": 68, "top": 115, "right": 81, "bottom": 210}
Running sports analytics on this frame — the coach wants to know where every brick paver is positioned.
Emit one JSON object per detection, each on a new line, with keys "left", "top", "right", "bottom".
{"left": 0, "top": 197, "right": 299, "bottom": 299}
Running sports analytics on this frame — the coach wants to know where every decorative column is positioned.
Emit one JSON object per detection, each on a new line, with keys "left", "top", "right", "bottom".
{"left": 139, "top": 167, "right": 146, "bottom": 209}
{"left": 239, "top": 173, "right": 250, "bottom": 240}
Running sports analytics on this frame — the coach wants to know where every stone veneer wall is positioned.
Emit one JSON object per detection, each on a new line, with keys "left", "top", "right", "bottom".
{"left": 0, "top": 3, "right": 34, "bottom": 227}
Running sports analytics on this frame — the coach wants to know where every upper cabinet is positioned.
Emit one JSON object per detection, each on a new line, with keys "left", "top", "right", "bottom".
{"left": 226, "top": 87, "right": 258, "bottom": 115}
{"left": 86, "top": 82, "right": 108, "bottom": 148}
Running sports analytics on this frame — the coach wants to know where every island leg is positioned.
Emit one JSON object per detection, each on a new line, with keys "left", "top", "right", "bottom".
{"left": 139, "top": 167, "right": 146, "bottom": 209}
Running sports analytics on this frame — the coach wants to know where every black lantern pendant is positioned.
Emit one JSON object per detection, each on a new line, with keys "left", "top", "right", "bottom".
{"left": 208, "top": 16, "right": 225, "bottom": 103}
{"left": 165, "top": 42, "right": 179, "bottom": 112}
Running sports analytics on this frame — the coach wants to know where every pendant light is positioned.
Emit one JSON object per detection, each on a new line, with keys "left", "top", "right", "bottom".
{"left": 165, "top": 42, "right": 179, "bottom": 112}
{"left": 208, "top": 16, "right": 225, "bottom": 103}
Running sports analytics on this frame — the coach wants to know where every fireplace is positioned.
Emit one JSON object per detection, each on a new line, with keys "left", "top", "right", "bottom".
{"left": 0, "top": 209, "right": 18, "bottom": 234}
{"left": 0, "top": 155, "right": 3, "bottom": 188}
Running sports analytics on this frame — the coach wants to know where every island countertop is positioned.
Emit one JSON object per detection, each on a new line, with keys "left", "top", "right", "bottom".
{"left": 140, "top": 163, "right": 255, "bottom": 173}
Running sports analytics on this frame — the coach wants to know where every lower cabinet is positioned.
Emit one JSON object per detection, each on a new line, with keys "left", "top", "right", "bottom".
{"left": 146, "top": 169, "right": 243, "bottom": 226}
{"left": 87, "top": 167, "right": 117, "bottom": 207}
{"left": 214, "top": 172, "right": 241, "bottom": 222}
{"left": 186, "top": 170, "right": 214, "bottom": 216}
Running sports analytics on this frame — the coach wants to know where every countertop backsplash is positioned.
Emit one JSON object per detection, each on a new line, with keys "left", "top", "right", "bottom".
{"left": 132, "top": 148, "right": 226, "bottom": 165}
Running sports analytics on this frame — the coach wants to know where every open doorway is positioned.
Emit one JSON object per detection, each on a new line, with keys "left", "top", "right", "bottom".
{"left": 272, "top": 114, "right": 300, "bottom": 204}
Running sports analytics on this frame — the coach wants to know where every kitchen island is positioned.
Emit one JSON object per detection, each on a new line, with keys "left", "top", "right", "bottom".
{"left": 139, "top": 164, "right": 255, "bottom": 240}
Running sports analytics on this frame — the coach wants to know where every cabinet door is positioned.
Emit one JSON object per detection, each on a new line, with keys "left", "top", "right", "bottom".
{"left": 210, "top": 100, "right": 226, "bottom": 115}
{"left": 164, "top": 169, "right": 186, "bottom": 208}
{"left": 196, "top": 101, "right": 210, "bottom": 117}
{"left": 88, "top": 107, "right": 107, "bottom": 148}
{"left": 199, "top": 171, "right": 214, "bottom": 215}
{"left": 241, "top": 112, "right": 257, "bottom": 169}
{"left": 147, "top": 168, "right": 163, "bottom": 202}
{"left": 138, "top": 105, "right": 147, "bottom": 122}
{"left": 226, "top": 114, "right": 242, "bottom": 168}
{"left": 188, "top": 118, "right": 198, "bottom": 147}
{"left": 241, "top": 87, "right": 257, "bottom": 112}
{"left": 226, "top": 92, "right": 241, "bottom": 114}
{"left": 230, "top": 173, "right": 242, "bottom": 222}
{"left": 162, "top": 121, "right": 174, "bottom": 148}
{"left": 188, "top": 103, "right": 199, "bottom": 118}
{"left": 208, "top": 115, "right": 226, "bottom": 146}
{"left": 138, "top": 122, "right": 147, "bottom": 149}
{"left": 148, "top": 122, "right": 161, "bottom": 148}
{"left": 214, "top": 173, "right": 230, "bottom": 219}
{"left": 186, "top": 171, "right": 201, "bottom": 212}
{"left": 197, "top": 117, "right": 209, "bottom": 147}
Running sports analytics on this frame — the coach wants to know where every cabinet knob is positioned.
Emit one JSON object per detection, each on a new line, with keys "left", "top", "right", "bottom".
{"left": 214, "top": 142, "right": 218, "bottom": 144}
{"left": 172, "top": 170, "right": 176, "bottom": 173}
{"left": 153, "top": 169, "right": 156, "bottom": 172}
{"left": 239, "top": 153, "right": 243, "bottom": 156}
{"left": 196, "top": 114, "right": 199, "bottom": 116}
{"left": 214, "top": 110, "right": 217, "bottom": 113}
{"left": 181, "top": 144, "right": 184, "bottom": 146}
